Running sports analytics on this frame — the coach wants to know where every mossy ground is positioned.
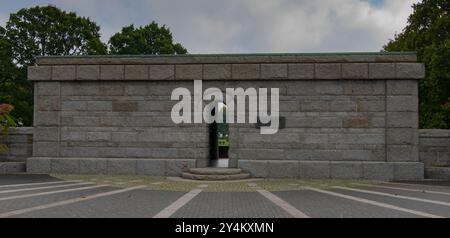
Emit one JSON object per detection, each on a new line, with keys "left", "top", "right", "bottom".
{"left": 53, "top": 174, "right": 381, "bottom": 192}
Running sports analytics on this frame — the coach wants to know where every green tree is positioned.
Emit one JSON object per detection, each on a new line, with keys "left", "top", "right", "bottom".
{"left": 1, "top": 5, "right": 108, "bottom": 126}
{"left": 109, "top": 22, "right": 187, "bottom": 55}
{"left": 384, "top": 0, "right": 450, "bottom": 128}
{"left": 0, "top": 26, "right": 31, "bottom": 126}
{"left": 6, "top": 5, "right": 107, "bottom": 65}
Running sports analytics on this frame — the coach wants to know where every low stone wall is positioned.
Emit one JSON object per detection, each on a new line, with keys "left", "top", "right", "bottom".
{"left": 419, "top": 129, "right": 450, "bottom": 167}
{"left": 0, "top": 127, "right": 33, "bottom": 161}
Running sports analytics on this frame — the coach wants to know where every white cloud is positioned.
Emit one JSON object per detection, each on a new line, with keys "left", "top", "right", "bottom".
{"left": 0, "top": 0, "right": 419, "bottom": 53}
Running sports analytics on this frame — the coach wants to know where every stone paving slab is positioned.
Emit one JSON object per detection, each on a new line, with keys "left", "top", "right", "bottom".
{"left": 0, "top": 183, "right": 92, "bottom": 199}
{"left": 0, "top": 186, "right": 116, "bottom": 213}
{"left": 172, "top": 192, "right": 292, "bottom": 218}
{"left": 350, "top": 185, "right": 450, "bottom": 203}
{"left": 0, "top": 174, "right": 60, "bottom": 185}
{"left": 273, "top": 190, "right": 419, "bottom": 218}
{"left": 330, "top": 188, "right": 450, "bottom": 218}
{"left": 14, "top": 190, "right": 184, "bottom": 218}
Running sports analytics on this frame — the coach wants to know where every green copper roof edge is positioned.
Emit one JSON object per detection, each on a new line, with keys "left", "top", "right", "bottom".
{"left": 36, "top": 51, "right": 417, "bottom": 59}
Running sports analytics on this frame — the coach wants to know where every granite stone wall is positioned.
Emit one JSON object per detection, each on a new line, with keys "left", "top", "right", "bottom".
{"left": 419, "top": 130, "right": 450, "bottom": 167}
{"left": 0, "top": 127, "right": 33, "bottom": 161}
{"left": 27, "top": 53, "right": 425, "bottom": 180}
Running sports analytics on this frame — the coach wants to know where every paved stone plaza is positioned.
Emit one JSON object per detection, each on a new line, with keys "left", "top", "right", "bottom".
{"left": 1, "top": 175, "right": 450, "bottom": 218}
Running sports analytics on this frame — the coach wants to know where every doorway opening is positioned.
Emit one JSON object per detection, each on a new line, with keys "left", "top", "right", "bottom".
{"left": 209, "top": 102, "right": 229, "bottom": 168}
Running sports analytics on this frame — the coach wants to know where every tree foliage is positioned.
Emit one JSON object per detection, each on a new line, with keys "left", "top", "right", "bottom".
{"left": 5, "top": 5, "right": 107, "bottom": 65}
{"left": 109, "top": 22, "right": 187, "bottom": 55}
{"left": 384, "top": 0, "right": 450, "bottom": 128}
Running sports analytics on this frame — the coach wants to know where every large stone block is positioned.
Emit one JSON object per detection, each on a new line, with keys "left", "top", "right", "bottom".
{"left": 27, "top": 157, "right": 51, "bottom": 174}
{"left": 51, "top": 158, "right": 80, "bottom": 174}
{"left": 387, "top": 112, "right": 418, "bottom": 128}
{"left": 393, "top": 162, "right": 424, "bottom": 180}
{"left": 342, "top": 63, "right": 368, "bottom": 79}
{"left": 28, "top": 66, "right": 51, "bottom": 81}
{"left": 232, "top": 64, "right": 260, "bottom": 79}
{"left": 386, "top": 80, "right": 418, "bottom": 96}
{"left": 34, "top": 127, "right": 59, "bottom": 142}
{"left": 136, "top": 159, "right": 166, "bottom": 176}
{"left": 387, "top": 128, "right": 418, "bottom": 145}
{"left": 288, "top": 64, "right": 314, "bottom": 79}
{"left": 176, "top": 65, "right": 202, "bottom": 80}
{"left": 33, "top": 142, "right": 58, "bottom": 157}
{"left": 238, "top": 160, "right": 268, "bottom": 178}
{"left": 396, "top": 63, "right": 425, "bottom": 79}
{"left": 36, "top": 96, "right": 60, "bottom": 111}
{"left": 203, "top": 64, "right": 231, "bottom": 80}
{"left": 107, "top": 159, "right": 137, "bottom": 175}
{"left": 387, "top": 145, "right": 419, "bottom": 162}
{"left": 112, "top": 101, "right": 138, "bottom": 112}
{"left": 76, "top": 65, "right": 100, "bottom": 80}
{"left": 387, "top": 96, "right": 418, "bottom": 112}
{"left": 125, "top": 65, "right": 149, "bottom": 80}
{"left": 36, "top": 82, "right": 60, "bottom": 96}
{"left": 356, "top": 100, "right": 385, "bottom": 112}
{"left": 330, "top": 162, "right": 363, "bottom": 179}
{"left": 362, "top": 162, "right": 394, "bottom": 181}
{"left": 267, "top": 161, "right": 299, "bottom": 178}
{"left": 166, "top": 159, "right": 195, "bottom": 176}
{"left": 261, "top": 64, "right": 287, "bottom": 79}
{"left": 79, "top": 158, "right": 107, "bottom": 174}
{"left": 315, "top": 63, "right": 341, "bottom": 79}
{"left": 52, "top": 66, "right": 76, "bottom": 81}
{"left": 100, "top": 65, "right": 124, "bottom": 80}
{"left": 150, "top": 65, "right": 175, "bottom": 80}
{"left": 299, "top": 161, "right": 330, "bottom": 179}
{"left": 369, "top": 63, "right": 395, "bottom": 79}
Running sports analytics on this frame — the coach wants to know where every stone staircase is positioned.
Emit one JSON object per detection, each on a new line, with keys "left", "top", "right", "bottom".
{"left": 181, "top": 168, "right": 251, "bottom": 181}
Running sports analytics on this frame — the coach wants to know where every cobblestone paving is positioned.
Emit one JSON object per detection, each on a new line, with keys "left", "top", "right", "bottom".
{"left": 1, "top": 175, "right": 450, "bottom": 218}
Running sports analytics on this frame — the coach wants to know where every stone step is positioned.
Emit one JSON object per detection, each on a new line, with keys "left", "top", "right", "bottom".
{"left": 188, "top": 168, "right": 243, "bottom": 175}
{"left": 425, "top": 167, "right": 450, "bottom": 180}
{"left": 0, "top": 162, "right": 26, "bottom": 174}
{"left": 181, "top": 172, "right": 251, "bottom": 181}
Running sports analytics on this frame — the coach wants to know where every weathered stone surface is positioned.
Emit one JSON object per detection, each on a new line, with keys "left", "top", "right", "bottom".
{"left": 393, "top": 162, "right": 424, "bottom": 180}
{"left": 387, "top": 96, "right": 418, "bottom": 112}
{"left": 261, "top": 64, "right": 287, "bottom": 79}
{"left": 386, "top": 80, "right": 418, "bottom": 96}
{"left": 425, "top": 167, "right": 450, "bottom": 180}
{"left": 203, "top": 64, "right": 231, "bottom": 80}
{"left": 52, "top": 66, "right": 76, "bottom": 81}
{"left": 396, "top": 63, "right": 425, "bottom": 79}
{"left": 330, "top": 162, "right": 363, "bottom": 179}
{"left": 315, "top": 63, "right": 341, "bottom": 79}
{"left": 369, "top": 63, "right": 395, "bottom": 79}
{"left": 79, "top": 158, "right": 108, "bottom": 174}
{"left": 166, "top": 159, "right": 195, "bottom": 176}
{"left": 176, "top": 65, "right": 202, "bottom": 80}
{"left": 232, "top": 64, "right": 260, "bottom": 79}
{"left": 27, "top": 157, "right": 51, "bottom": 173}
{"left": 299, "top": 161, "right": 330, "bottom": 179}
{"left": 342, "top": 63, "right": 368, "bottom": 79}
{"left": 112, "top": 101, "right": 138, "bottom": 112}
{"left": 387, "top": 112, "right": 418, "bottom": 128}
{"left": 136, "top": 159, "right": 166, "bottom": 176}
{"left": 101, "top": 65, "right": 124, "bottom": 80}
{"left": 52, "top": 158, "right": 80, "bottom": 173}
{"left": 36, "top": 82, "right": 60, "bottom": 96}
{"left": 343, "top": 116, "right": 370, "bottom": 128}
{"left": 0, "top": 162, "right": 26, "bottom": 174}
{"left": 125, "top": 65, "right": 149, "bottom": 80}
{"left": 268, "top": 161, "right": 299, "bottom": 178}
{"left": 77, "top": 65, "right": 100, "bottom": 80}
{"left": 150, "top": 65, "right": 174, "bottom": 80}
{"left": 362, "top": 162, "right": 394, "bottom": 181}
{"left": 36, "top": 96, "right": 60, "bottom": 111}
{"left": 28, "top": 66, "right": 52, "bottom": 81}
{"left": 34, "top": 127, "right": 59, "bottom": 142}
{"left": 288, "top": 64, "right": 314, "bottom": 79}
{"left": 107, "top": 159, "right": 137, "bottom": 175}
{"left": 238, "top": 160, "right": 268, "bottom": 178}
{"left": 387, "top": 145, "right": 419, "bottom": 162}
{"left": 387, "top": 128, "right": 418, "bottom": 145}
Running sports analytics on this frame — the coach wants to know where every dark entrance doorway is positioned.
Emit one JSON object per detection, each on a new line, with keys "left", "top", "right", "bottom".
{"left": 209, "top": 102, "right": 229, "bottom": 168}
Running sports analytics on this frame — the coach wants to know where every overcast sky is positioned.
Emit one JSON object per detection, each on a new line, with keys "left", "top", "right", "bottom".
{"left": 0, "top": 0, "right": 420, "bottom": 53}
